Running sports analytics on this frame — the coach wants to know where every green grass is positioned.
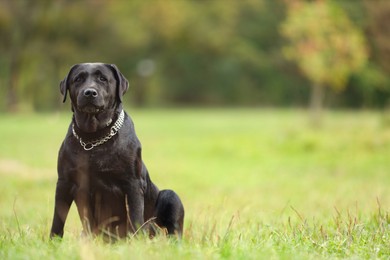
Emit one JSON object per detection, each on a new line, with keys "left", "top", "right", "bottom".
{"left": 0, "top": 109, "right": 389, "bottom": 259}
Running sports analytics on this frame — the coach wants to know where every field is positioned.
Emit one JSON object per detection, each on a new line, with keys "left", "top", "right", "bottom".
{"left": 0, "top": 109, "right": 389, "bottom": 259}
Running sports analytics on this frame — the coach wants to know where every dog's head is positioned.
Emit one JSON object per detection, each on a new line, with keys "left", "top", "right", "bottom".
{"left": 60, "top": 63, "right": 129, "bottom": 114}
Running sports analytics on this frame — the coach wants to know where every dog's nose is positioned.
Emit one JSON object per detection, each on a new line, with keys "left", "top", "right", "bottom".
{"left": 83, "top": 88, "right": 98, "bottom": 98}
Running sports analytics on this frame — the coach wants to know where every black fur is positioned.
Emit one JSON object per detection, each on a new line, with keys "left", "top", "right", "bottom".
{"left": 50, "top": 63, "right": 184, "bottom": 240}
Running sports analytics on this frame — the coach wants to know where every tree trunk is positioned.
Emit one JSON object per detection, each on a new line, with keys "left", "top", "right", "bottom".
{"left": 6, "top": 57, "right": 20, "bottom": 112}
{"left": 133, "top": 77, "right": 150, "bottom": 107}
{"left": 309, "top": 82, "right": 324, "bottom": 127}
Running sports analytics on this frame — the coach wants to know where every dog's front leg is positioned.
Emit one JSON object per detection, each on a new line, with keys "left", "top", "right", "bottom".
{"left": 74, "top": 189, "right": 96, "bottom": 235}
{"left": 50, "top": 179, "right": 74, "bottom": 238}
{"left": 74, "top": 186, "right": 96, "bottom": 236}
{"left": 124, "top": 182, "right": 145, "bottom": 233}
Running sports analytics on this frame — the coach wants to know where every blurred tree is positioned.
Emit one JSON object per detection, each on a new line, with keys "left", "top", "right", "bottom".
{"left": 336, "top": 0, "right": 390, "bottom": 108}
{"left": 123, "top": 0, "right": 295, "bottom": 107}
{"left": 1, "top": 0, "right": 389, "bottom": 112}
{"left": 0, "top": 0, "right": 34, "bottom": 111}
{"left": 0, "top": 0, "right": 115, "bottom": 111}
{"left": 365, "top": 0, "right": 390, "bottom": 75}
{"left": 106, "top": 0, "right": 268, "bottom": 106}
{"left": 281, "top": 0, "right": 368, "bottom": 125}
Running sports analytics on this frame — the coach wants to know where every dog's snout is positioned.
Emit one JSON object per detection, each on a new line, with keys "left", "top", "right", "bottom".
{"left": 84, "top": 88, "right": 98, "bottom": 98}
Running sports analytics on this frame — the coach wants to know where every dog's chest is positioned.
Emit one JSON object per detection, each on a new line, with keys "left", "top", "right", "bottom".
{"left": 82, "top": 150, "right": 132, "bottom": 194}
{"left": 88, "top": 147, "right": 134, "bottom": 176}
{"left": 62, "top": 124, "right": 140, "bottom": 192}
{"left": 64, "top": 144, "right": 135, "bottom": 178}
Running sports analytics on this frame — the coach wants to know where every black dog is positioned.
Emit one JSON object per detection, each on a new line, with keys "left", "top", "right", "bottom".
{"left": 50, "top": 63, "right": 184, "bottom": 239}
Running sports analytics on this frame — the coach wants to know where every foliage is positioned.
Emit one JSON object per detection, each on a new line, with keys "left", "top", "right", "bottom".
{"left": 365, "top": 0, "right": 390, "bottom": 74}
{"left": 1, "top": 109, "right": 390, "bottom": 258}
{"left": 280, "top": 0, "right": 369, "bottom": 125}
{"left": 281, "top": 0, "right": 368, "bottom": 91}
{"left": 0, "top": 0, "right": 389, "bottom": 111}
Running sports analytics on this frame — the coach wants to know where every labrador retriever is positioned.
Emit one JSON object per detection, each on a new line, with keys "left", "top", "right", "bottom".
{"left": 50, "top": 63, "right": 184, "bottom": 240}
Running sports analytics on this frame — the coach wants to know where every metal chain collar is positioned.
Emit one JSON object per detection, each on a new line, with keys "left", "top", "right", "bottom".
{"left": 72, "top": 110, "right": 125, "bottom": 151}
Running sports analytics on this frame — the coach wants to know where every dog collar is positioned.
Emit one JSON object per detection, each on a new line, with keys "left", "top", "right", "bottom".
{"left": 72, "top": 109, "right": 125, "bottom": 151}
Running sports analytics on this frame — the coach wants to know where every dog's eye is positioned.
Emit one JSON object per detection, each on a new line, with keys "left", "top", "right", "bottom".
{"left": 74, "top": 76, "right": 82, "bottom": 83}
{"left": 99, "top": 76, "right": 107, "bottom": 82}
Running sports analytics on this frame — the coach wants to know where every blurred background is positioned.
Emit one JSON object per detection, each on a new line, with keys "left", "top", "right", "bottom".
{"left": 1, "top": 0, "right": 389, "bottom": 113}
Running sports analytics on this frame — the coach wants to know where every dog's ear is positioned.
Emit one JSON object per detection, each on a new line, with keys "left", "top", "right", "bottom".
{"left": 60, "top": 64, "right": 79, "bottom": 103}
{"left": 108, "top": 64, "right": 129, "bottom": 103}
{"left": 59, "top": 78, "right": 68, "bottom": 103}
